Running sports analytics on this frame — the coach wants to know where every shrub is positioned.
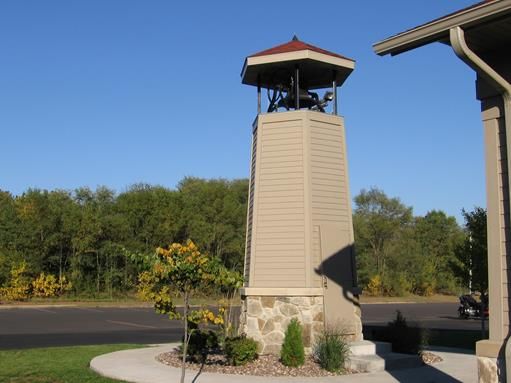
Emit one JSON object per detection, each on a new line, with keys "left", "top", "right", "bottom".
{"left": 185, "top": 329, "right": 219, "bottom": 362}
{"left": 365, "top": 275, "right": 382, "bottom": 296}
{"left": 224, "top": 335, "right": 258, "bottom": 366}
{"left": 313, "top": 327, "right": 350, "bottom": 373}
{"left": 281, "top": 318, "right": 305, "bottom": 367}
{"left": 386, "top": 310, "right": 428, "bottom": 354}
{"left": 387, "top": 272, "right": 412, "bottom": 296}
{"left": 32, "top": 273, "right": 72, "bottom": 298}
{"left": 0, "top": 262, "right": 32, "bottom": 301}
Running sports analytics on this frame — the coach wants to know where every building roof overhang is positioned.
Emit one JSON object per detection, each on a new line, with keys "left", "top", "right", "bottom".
{"left": 373, "top": 0, "right": 511, "bottom": 57}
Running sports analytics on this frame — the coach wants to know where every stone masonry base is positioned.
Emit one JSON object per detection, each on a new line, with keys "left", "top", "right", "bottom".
{"left": 477, "top": 356, "right": 503, "bottom": 383}
{"left": 239, "top": 295, "right": 324, "bottom": 355}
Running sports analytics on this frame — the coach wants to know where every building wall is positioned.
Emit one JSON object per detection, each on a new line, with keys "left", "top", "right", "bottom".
{"left": 244, "top": 127, "right": 257, "bottom": 284}
{"left": 309, "top": 114, "right": 356, "bottom": 293}
{"left": 244, "top": 111, "right": 358, "bottom": 289}
{"left": 245, "top": 112, "right": 307, "bottom": 288}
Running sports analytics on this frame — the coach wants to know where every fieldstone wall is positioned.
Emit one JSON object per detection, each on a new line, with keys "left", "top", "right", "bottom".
{"left": 350, "top": 303, "right": 363, "bottom": 342}
{"left": 239, "top": 295, "right": 324, "bottom": 355}
{"left": 477, "top": 356, "right": 501, "bottom": 383}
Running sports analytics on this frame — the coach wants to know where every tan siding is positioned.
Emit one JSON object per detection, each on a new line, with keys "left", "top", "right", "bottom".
{"left": 313, "top": 215, "right": 350, "bottom": 223}
{"left": 260, "top": 172, "right": 304, "bottom": 181}
{"left": 312, "top": 226, "right": 322, "bottom": 287}
{"left": 255, "top": 274, "right": 305, "bottom": 281}
{"left": 310, "top": 120, "right": 350, "bottom": 224}
{"left": 258, "top": 184, "right": 304, "bottom": 192}
{"left": 260, "top": 159, "right": 303, "bottom": 167}
{"left": 251, "top": 116, "right": 306, "bottom": 287}
{"left": 261, "top": 149, "right": 303, "bottom": 158}
{"left": 257, "top": 221, "right": 304, "bottom": 233}
{"left": 254, "top": 237, "right": 305, "bottom": 245}
{"left": 244, "top": 126, "right": 258, "bottom": 284}
{"left": 258, "top": 190, "right": 304, "bottom": 198}
{"left": 256, "top": 231, "right": 305, "bottom": 239}
{"left": 255, "top": 258, "right": 304, "bottom": 264}
{"left": 496, "top": 116, "right": 510, "bottom": 338}
{"left": 246, "top": 112, "right": 355, "bottom": 290}
{"left": 260, "top": 165, "right": 304, "bottom": 174}
{"left": 257, "top": 201, "right": 304, "bottom": 209}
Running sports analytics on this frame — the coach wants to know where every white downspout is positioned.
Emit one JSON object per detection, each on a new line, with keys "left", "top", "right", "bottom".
{"left": 450, "top": 26, "right": 511, "bottom": 185}
{"left": 449, "top": 25, "right": 511, "bottom": 381}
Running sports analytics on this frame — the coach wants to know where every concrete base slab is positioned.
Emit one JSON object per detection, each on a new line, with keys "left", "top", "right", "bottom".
{"left": 350, "top": 340, "right": 392, "bottom": 356}
{"left": 90, "top": 343, "right": 478, "bottom": 383}
{"left": 348, "top": 341, "right": 421, "bottom": 372}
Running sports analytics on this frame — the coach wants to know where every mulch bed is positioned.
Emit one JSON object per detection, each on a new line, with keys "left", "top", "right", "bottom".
{"left": 157, "top": 349, "right": 355, "bottom": 377}
{"left": 157, "top": 348, "right": 443, "bottom": 377}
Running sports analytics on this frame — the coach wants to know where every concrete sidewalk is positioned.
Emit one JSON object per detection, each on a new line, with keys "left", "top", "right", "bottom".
{"left": 90, "top": 343, "right": 477, "bottom": 383}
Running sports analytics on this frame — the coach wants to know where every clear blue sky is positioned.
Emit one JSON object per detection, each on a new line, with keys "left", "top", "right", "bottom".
{"left": 0, "top": 0, "right": 484, "bottom": 222}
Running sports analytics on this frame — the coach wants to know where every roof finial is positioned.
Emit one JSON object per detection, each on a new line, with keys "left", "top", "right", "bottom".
{"left": 292, "top": 35, "right": 299, "bottom": 41}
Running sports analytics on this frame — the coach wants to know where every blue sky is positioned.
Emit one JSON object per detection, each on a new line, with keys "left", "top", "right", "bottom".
{"left": 0, "top": 0, "right": 484, "bottom": 221}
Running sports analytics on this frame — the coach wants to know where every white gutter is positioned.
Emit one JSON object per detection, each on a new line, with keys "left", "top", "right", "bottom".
{"left": 449, "top": 25, "right": 511, "bottom": 376}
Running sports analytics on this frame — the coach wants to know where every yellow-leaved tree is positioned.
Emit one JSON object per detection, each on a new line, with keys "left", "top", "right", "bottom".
{"left": 0, "top": 262, "right": 32, "bottom": 301}
{"left": 32, "top": 273, "right": 72, "bottom": 298}
{"left": 135, "top": 240, "right": 240, "bottom": 383}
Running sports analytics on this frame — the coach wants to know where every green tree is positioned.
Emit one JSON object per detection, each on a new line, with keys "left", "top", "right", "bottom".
{"left": 413, "top": 210, "right": 463, "bottom": 295}
{"left": 353, "top": 187, "right": 413, "bottom": 292}
{"left": 71, "top": 187, "right": 105, "bottom": 294}
{"left": 178, "top": 178, "right": 248, "bottom": 271}
{"left": 452, "top": 207, "right": 488, "bottom": 293}
{"left": 0, "top": 191, "right": 20, "bottom": 285}
{"left": 44, "top": 190, "right": 77, "bottom": 281}
{"left": 115, "top": 184, "right": 181, "bottom": 252}
{"left": 13, "top": 189, "right": 55, "bottom": 272}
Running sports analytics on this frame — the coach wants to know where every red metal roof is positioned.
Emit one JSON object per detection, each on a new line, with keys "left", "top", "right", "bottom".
{"left": 248, "top": 36, "right": 354, "bottom": 62}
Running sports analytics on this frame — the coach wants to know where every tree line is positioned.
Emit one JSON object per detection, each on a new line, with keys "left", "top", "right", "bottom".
{"left": 0, "top": 177, "right": 248, "bottom": 298}
{"left": 354, "top": 187, "right": 486, "bottom": 296}
{"left": 0, "top": 179, "right": 486, "bottom": 299}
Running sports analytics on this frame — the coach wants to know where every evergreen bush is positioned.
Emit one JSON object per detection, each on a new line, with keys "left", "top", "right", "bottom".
{"left": 224, "top": 335, "right": 258, "bottom": 366}
{"left": 386, "top": 310, "right": 429, "bottom": 354}
{"left": 280, "top": 318, "right": 305, "bottom": 367}
{"left": 185, "top": 329, "right": 219, "bottom": 362}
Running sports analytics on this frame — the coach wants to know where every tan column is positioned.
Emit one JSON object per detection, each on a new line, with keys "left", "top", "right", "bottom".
{"left": 476, "top": 96, "right": 510, "bottom": 361}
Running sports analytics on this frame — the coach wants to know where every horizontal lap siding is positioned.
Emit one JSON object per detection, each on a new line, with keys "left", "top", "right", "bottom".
{"left": 244, "top": 127, "right": 258, "bottom": 284}
{"left": 310, "top": 122, "right": 350, "bottom": 224}
{"left": 497, "top": 120, "right": 510, "bottom": 330}
{"left": 312, "top": 226, "right": 322, "bottom": 287}
{"left": 253, "top": 118, "right": 305, "bottom": 287}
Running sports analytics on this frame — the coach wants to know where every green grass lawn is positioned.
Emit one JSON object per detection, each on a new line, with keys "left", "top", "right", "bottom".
{"left": 0, "top": 344, "right": 141, "bottom": 383}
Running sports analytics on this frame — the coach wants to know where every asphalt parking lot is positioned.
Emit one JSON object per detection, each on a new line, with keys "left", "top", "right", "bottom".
{"left": 0, "top": 302, "right": 484, "bottom": 349}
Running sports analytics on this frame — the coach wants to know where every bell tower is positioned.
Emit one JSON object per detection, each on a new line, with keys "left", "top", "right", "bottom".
{"left": 240, "top": 36, "right": 362, "bottom": 354}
